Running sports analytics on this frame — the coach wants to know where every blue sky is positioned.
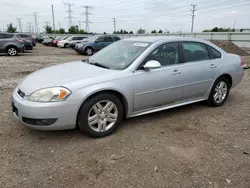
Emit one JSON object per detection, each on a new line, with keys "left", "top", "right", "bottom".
{"left": 0, "top": 0, "right": 250, "bottom": 33}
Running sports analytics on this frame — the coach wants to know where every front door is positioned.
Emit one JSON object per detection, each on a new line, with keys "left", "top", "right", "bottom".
{"left": 181, "top": 42, "right": 218, "bottom": 100}
{"left": 94, "top": 37, "right": 106, "bottom": 50}
{"left": 133, "top": 42, "right": 183, "bottom": 110}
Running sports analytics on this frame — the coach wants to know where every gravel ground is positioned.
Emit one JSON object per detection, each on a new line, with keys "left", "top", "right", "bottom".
{"left": 0, "top": 45, "right": 250, "bottom": 188}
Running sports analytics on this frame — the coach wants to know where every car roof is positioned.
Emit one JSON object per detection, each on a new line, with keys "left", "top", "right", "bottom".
{"left": 124, "top": 36, "right": 207, "bottom": 43}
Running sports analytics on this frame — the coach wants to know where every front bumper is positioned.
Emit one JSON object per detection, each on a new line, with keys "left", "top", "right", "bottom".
{"left": 57, "top": 43, "right": 64, "bottom": 48}
{"left": 11, "top": 88, "right": 77, "bottom": 130}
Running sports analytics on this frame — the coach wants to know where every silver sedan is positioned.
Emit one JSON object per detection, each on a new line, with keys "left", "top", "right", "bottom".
{"left": 12, "top": 37, "right": 244, "bottom": 137}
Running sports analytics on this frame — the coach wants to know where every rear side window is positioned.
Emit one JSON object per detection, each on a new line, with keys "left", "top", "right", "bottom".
{"left": 182, "top": 42, "right": 209, "bottom": 62}
{"left": 3, "top": 34, "right": 14, "bottom": 38}
{"left": 19, "top": 34, "right": 28, "bottom": 38}
{"left": 207, "top": 45, "right": 221, "bottom": 59}
{"left": 104, "top": 37, "right": 114, "bottom": 42}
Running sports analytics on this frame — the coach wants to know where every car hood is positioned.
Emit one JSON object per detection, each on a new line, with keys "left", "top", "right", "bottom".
{"left": 19, "top": 61, "right": 118, "bottom": 95}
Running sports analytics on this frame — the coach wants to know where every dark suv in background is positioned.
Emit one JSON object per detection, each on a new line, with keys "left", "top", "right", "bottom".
{"left": 74, "top": 35, "right": 120, "bottom": 55}
{"left": 0, "top": 33, "right": 25, "bottom": 56}
{"left": 16, "top": 33, "right": 36, "bottom": 46}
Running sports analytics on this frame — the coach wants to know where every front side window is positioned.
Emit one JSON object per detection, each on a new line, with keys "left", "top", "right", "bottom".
{"left": 96, "top": 37, "right": 105, "bottom": 42}
{"left": 88, "top": 40, "right": 152, "bottom": 70}
{"left": 143, "top": 43, "right": 179, "bottom": 67}
{"left": 183, "top": 42, "right": 209, "bottom": 62}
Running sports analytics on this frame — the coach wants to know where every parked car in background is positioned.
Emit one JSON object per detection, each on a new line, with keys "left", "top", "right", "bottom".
{"left": 69, "top": 37, "right": 88, "bottom": 49}
{"left": 23, "top": 39, "right": 33, "bottom": 50}
{"left": 57, "top": 36, "right": 87, "bottom": 48}
{"left": 0, "top": 32, "right": 25, "bottom": 56}
{"left": 52, "top": 36, "right": 68, "bottom": 47}
{"left": 74, "top": 35, "right": 120, "bottom": 55}
{"left": 11, "top": 37, "right": 244, "bottom": 137}
{"left": 42, "top": 37, "right": 55, "bottom": 46}
{"left": 16, "top": 33, "right": 36, "bottom": 47}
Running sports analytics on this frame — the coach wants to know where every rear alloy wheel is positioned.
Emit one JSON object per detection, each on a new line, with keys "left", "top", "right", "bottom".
{"left": 64, "top": 43, "right": 69, "bottom": 48}
{"left": 7, "top": 47, "right": 18, "bottom": 56}
{"left": 85, "top": 47, "right": 93, "bottom": 56}
{"left": 78, "top": 93, "right": 124, "bottom": 137}
{"left": 207, "top": 77, "right": 230, "bottom": 106}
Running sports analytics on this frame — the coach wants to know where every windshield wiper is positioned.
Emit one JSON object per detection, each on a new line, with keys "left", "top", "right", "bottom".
{"left": 89, "top": 61, "right": 110, "bottom": 69}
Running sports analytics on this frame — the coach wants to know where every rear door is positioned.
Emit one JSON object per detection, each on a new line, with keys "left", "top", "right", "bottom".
{"left": 103, "top": 36, "right": 114, "bottom": 47}
{"left": 180, "top": 42, "right": 218, "bottom": 100}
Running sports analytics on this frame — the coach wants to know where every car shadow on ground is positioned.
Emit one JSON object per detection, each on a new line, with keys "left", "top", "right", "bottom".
{"left": 23, "top": 101, "right": 206, "bottom": 142}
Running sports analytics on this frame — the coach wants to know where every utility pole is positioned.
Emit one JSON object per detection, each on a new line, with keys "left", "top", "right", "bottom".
{"left": 27, "top": 23, "right": 32, "bottom": 33}
{"left": 191, "top": 4, "right": 197, "bottom": 33}
{"left": 233, "top": 20, "right": 236, "bottom": 31}
{"left": 82, "top": 6, "right": 93, "bottom": 33}
{"left": 16, "top": 17, "right": 22, "bottom": 32}
{"left": 64, "top": 2, "right": 74, "bottom": 31}
{"left": 112, "top": 18, "right": 116, "bottom": 33}
{"left": 33, "top": 12, "right": 39, "bottom": 34}
{"left": 51, "top": 4, "right": 56, "bottom": 36}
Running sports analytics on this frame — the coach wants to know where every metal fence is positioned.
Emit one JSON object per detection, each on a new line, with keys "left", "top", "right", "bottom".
{"left": 44, "top": 32, "right": 250, "bottom": 48}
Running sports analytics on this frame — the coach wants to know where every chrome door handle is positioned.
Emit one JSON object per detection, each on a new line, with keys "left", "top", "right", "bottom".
{"left": 210, "top": 64, "right": 217, "bottom": 68}
{"left": 172, "top": 70, "right": 181, "bottom": 75}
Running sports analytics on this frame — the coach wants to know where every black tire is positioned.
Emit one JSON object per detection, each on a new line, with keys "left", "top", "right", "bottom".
{"left": 6, "top": 46, "right": 18, "bottom": 56}
{"left": 78, "top": 93, "right": 124, "bottom": 138}
{"left": 85, "top": 47, "right": 94, "bottom": 56}
{"left": 64, "top": 43, "right": 69, "bottom": 48}
{"left": 207, "top": 77, "right": 230, "bottom": 107}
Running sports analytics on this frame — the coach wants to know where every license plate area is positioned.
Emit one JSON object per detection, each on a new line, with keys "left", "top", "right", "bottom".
{"left": 12, "top": 102, "right": 19, "bottom": 117}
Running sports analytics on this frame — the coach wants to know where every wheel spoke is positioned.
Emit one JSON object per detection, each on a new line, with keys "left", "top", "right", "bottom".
{"left": 222, "top": 88, "right": 227, "bottom": 94}
{"left": 218, "top": 94, "right": 222, "bottom": 101}
{"left": 104, "top": 101, "right": 114, "bottom": 112}
{"left": 96, "top": 102, "right": 104, "bottom": 111}
{"left": 88, "top": 114, "right": 98, "bottom": 126}
{"left": 214, "top": 93, "right": 219, "bottom": 100}
{"left": 98, "top": 120, "right": 107, "bottom": 132}
{"left": 93, "top": 105, "right": 100, "bottom": 114}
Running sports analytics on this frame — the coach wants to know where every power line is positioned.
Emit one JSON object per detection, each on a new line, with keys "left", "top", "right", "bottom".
{"left": 64, "top": 2, "right": 74, "bottom": 30}
{"left": 82, "top": 6, "right": 93, "bottom": 33}
{"left": 16, "top": 17, "right": 22, "bottom": 32}
{"left": 191, "top": 4, "right": 197, "bottom": 32}
{"left": 113, "top": 18, "right": 117, "bottom": 32}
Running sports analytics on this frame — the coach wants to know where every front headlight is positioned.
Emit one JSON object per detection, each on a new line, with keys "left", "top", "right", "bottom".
{"left": 28, "top": 87, "right": 71, "bottom": 102}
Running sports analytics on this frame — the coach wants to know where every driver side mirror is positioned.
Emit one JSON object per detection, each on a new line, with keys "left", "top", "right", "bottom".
{"left": 143, "top": 60, "right": 161, "bottom": 70}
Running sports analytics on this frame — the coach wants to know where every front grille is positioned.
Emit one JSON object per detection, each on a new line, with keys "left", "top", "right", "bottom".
{"left": 17, "top": 89, "right": 25, "bottom": 98}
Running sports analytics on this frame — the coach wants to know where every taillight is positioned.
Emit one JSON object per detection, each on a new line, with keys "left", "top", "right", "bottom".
{"left": 240, "top": 57, "right": 245, "bottom": 68}
{"left": 14, "top": 37, "right": 23, "bottom": 43}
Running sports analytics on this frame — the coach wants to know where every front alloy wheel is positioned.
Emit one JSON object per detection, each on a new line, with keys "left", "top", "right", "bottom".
{"left": 78, "top": 93, "right": 123, "bottom": 137}
{"left": 85, "top": 47, "right": 93, "bottom": 56}
{"left": 7, "top": 47, "right": 18, "bottom": 56}
{"left": 88, "top": 101, "right": 118, "bottom": 132}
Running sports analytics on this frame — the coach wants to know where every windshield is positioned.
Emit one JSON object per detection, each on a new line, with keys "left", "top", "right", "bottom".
{"left": 88, "top": 40, "right": 152, "bottom": 70}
